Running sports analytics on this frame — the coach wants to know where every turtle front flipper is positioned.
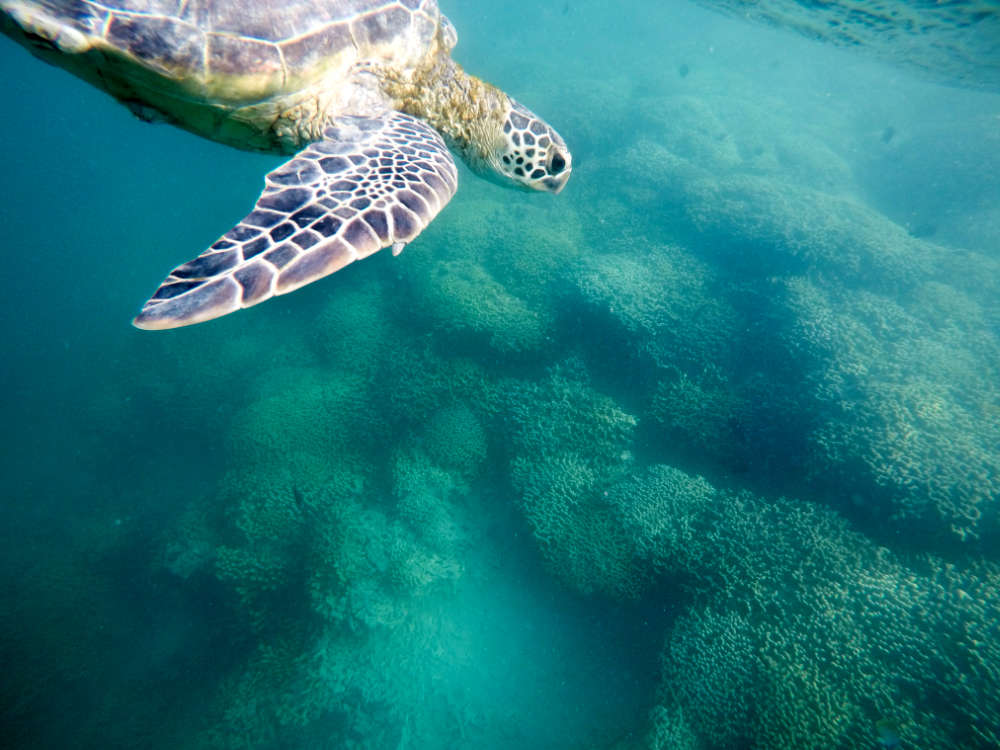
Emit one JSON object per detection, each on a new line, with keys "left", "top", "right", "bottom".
{"left": 133, "top": 112, "right": 457, "bottom": 330}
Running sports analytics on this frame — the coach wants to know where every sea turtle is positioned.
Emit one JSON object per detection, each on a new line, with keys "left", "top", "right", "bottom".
{"left": 1, "top": 0, "right": 572, "bottom": 329}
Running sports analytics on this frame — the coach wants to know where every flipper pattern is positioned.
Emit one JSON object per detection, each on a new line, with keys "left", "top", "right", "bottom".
{"left": 133, "top": 111, "right": 457, "bottom": 329}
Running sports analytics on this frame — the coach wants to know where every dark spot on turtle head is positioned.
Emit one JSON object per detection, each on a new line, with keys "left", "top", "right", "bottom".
{"left": 511, "top": 132, "right": 521, "bottom": 147}
{"left": 514, "top": 166, "right": 525, "bottom": 177}
{"left": 523, "top": 132, "right": 535, "bottom": 146}
{"left": 530, "top": 168, "right": 545, "bottom": 179}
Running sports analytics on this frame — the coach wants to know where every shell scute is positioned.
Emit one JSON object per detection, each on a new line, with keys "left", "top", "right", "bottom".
{"left": 279, "top": 21, "right": 353, "bottom": 72}
{"left": 350, "top": 5, "right": 411, "bottom": 48}
{"left": 188, "top": 3, "right": 307, "bottom": 42}
{"left": 107, "top": 14, "right": 204, "bottom": 76}
{"left": 206, "top": 33, "right": 282, "bottom": 81}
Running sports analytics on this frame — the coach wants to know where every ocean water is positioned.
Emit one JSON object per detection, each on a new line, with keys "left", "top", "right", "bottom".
{"left": 1, "top": 1, "right": 999, "bottom": 749}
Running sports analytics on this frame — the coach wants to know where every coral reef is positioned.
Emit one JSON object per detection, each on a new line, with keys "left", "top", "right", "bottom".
{"left": 161, "top": 69, "right": 1000, "bottom": 750}
{"left": 566, "top": 243, "right": 738, "bottom": 373}
{"left": 502, "top": 363, "right": 646, "bottom": 599}
{"left": 609, "top": 465, "right": 1000, "bottom": 749}
{"left": 684, "top": 174, "right": 933, "bottom": 288}
{"left": 407, "top": 257, "right": 548, "bottom": 355}
{"left": 177, "top": 329, "right": 486, "bottom": 747}
{"left": 414, "top": 401, "right": 488, "bottom": 481}
{"left": 780, "top": 276, "right": 1000, "bottom": 544}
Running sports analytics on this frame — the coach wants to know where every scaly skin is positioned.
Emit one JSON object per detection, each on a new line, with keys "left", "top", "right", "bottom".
{"left": 380, "top": 47, "right": 509, "bottom": 178}
{"left": 378, "top": 21, "right": 571, "bottom": 193}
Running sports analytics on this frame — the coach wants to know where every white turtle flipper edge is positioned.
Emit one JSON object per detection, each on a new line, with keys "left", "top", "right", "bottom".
{"left": 133, "top": 111, "right": 457, "bottom": 330}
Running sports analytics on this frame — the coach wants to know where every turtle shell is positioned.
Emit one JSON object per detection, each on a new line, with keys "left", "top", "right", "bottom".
{"left": 6, "top": 0, "right": 451, "bottom": 150}
{"left": 17, "top": 0, "right": 444, "bottom": 104}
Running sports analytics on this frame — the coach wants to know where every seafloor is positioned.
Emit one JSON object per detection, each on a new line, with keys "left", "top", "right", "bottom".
{"left": 1, "top": 2, "right": 998, "bottom": 749}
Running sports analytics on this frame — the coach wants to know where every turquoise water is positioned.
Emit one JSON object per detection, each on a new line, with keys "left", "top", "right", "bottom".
{"left": 2, "top": 1, "right": 999, "bottom": 748}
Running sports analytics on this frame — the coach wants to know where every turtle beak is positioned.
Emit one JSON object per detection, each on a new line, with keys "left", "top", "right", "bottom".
{"left": 542, "top": 171, "right": 570, "bottom": 194}
{"left": 542, "top": 150, "right": 572, "bottom": 193}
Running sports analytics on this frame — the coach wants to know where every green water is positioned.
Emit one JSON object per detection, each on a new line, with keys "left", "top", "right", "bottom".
{"left": 2, "top": 1, "right": 999, "bottom": 748}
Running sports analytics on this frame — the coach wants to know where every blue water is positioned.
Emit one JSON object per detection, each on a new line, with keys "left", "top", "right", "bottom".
{"left": 2, "top": 1, "right": 999, "bottom": 748}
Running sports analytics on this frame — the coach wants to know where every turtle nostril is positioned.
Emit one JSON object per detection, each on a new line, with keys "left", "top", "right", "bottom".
{"left": 549, "top": 152, "right": 566, "bottom": 175}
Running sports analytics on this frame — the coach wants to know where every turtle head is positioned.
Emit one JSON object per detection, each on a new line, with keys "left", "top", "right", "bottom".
{"left": 410, "top": 63, "right": 571, "bottom": 193}
{"left": 490, "top": 98, "right": 571, "bottom": 193}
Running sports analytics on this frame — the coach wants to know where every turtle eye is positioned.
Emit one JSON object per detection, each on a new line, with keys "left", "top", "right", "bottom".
{"left": 549, "top": 151, "right": 566, "bottom": 175}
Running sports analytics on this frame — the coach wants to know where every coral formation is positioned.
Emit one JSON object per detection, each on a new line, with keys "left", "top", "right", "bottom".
{"left": 609, "top": 465, "right": 1000, "bottom": 749}
{"left": 502, "top": 363, "right": 646, "bottom": 599}
{"left": 566, "top": 243, "right": 738, "bottom": 373}
{"left": 780, "top": 276, "right": 1000, "bottom": 544}
{"left": 414, "top": 401, "right": 488, "bottom": 481}
{"left": 408, "top": 257, "right": 548, "bottom": 355}
{"left": 148, "top": 69, "right": 1000, "bottom": 749}
{"left": 684, "top": 174, "right": 933, "bottom": 288}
